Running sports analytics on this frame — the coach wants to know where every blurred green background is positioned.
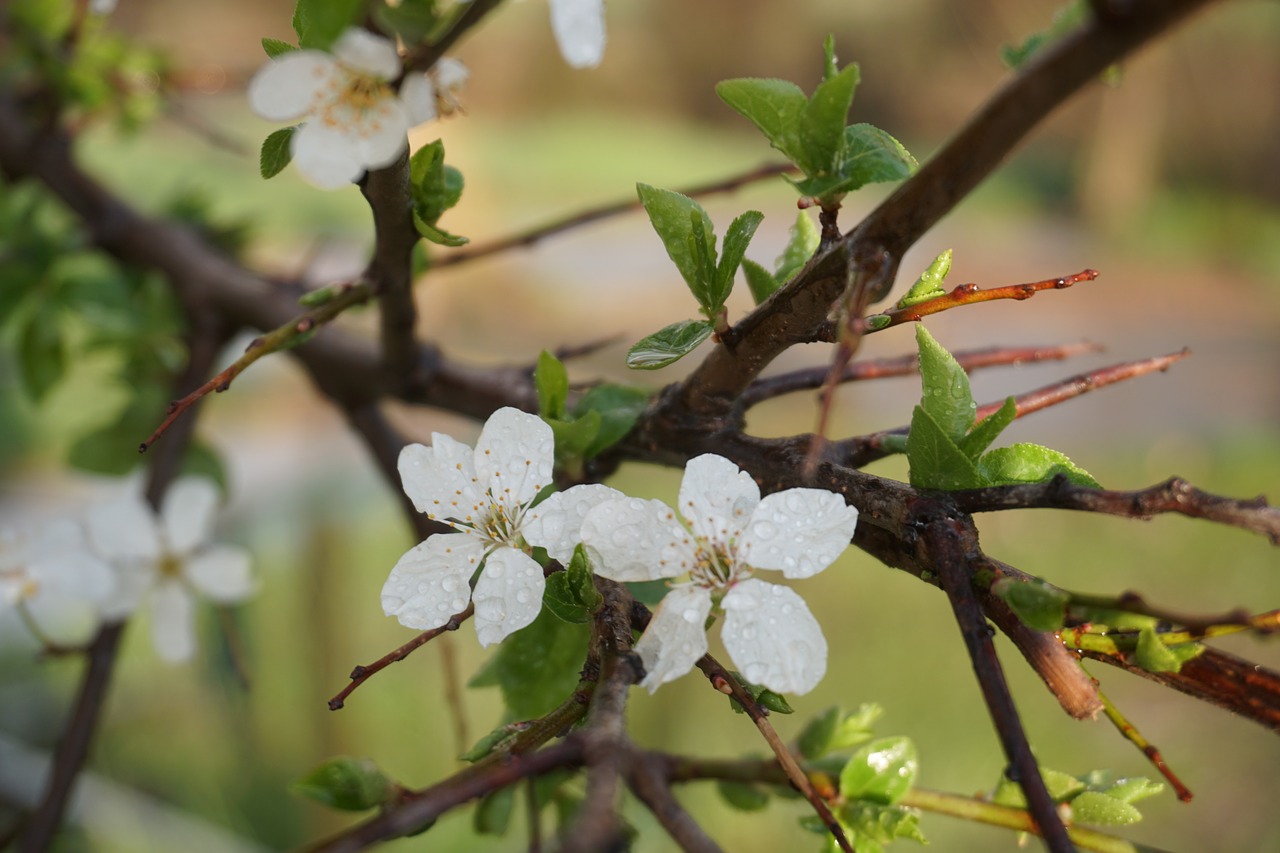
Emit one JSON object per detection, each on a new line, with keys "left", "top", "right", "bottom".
{"left": 1, "top": 0, "right": 1278, "bottom": 851}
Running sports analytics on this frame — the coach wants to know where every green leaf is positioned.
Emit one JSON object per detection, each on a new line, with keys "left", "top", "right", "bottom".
{"left": 543, "top": 545, "right": 602, "bottom": 624}
{"left": 839, "top": 737, "right": 918, "bottom": 806}
{"left": 291, "top": 757, "right": 391, "bottom": 811}
{"left": 468, "top": 608, "right": 589, "bottom": 719}
{"left": 798, "top": 706, "right": 843, "bottom": 760}
{"left": 992, "top": 577, "right": 1069, "bottom": 632}
{"left": 715, "top": 78, "right": 808, "bottom": 165}
{"left": 977, "top": 444, "right": 1101, "bottom": 488}
{"left": 373, "top": 0, "right": 439, "bottom": 43}
{"left": 473, "top": 787, "right": 515, "bottom": 836}
{"left": 1134, "top": 626, "right": 1189, "bottom": 673}
{"left": 906, "top": 405, "right": 982, "bottom": 490}
{"left": 773, "top": 211, "right": 820, "bottom": 283}
{"left": 799, "top": 61, "right": 860, "bottom": 177}
{"left": 259, "top": 127, "right": 295, "bottom": 180}
{"left": 571, "top": 384, "right": 649, "bottom": 458}
{"left": 1069, "top": 791, "right": 1143, "bottom": 827}
{"left": 798, "top": 703, "right": 881, "bottom": 760}
{"left": 716, "top": 780, "right": 770, "bottom": 812}
{"left": 261, "top": 37, "right": 297, "bottom": 58}
{"left": 714, "top": 209, "right": 764, "bottom": 308}
{"left": 960, "top": 396, "right": 1017, "bottom": 459}
{"left": 292, "top": 0, "right": 364, "bottom": 50}
{"left": 741, "top": 258, "right": 780, "bottom": 305}
{"left": 626, "top": 319, "right": 713, "bottom": 370}
{"left": 830, "top": 703, "right": 883, "bottom": 751}
{"left": 835, "top": 801, "right": 928, "bottom": 848}
{"left": 412, "top": 213, "right": 469, "bottom": 247}
{"left": 1102, "top": 777, "right": 1164, "bottom": 804}
{"left": 896, "top": 249, "right": 952, "bottom": 309}
{"left": 534, "top": 350, "right": 569, "bottom": 420}
{"left": 16, "top": 307, "right": 66, "bottom": 402}
{"left": 839, "top": 123, "right": 918, "bottom": 189}
{"left": 179, "top": 442, "right": 230, "bottom": 496}
{"left": 636, "top": 184, "right": 717, "bottom": 305}
{"left": 914, "top": 324, "right": 976, "bottom": 442}
{"left": 410, "top": 140, "right": 466, "bottom": 244}
{"left": 1002, "top": 1, "right": 1089, "bottom": 70}
{"left": 993, "top": 766, "right": 1085, "bottom": 807}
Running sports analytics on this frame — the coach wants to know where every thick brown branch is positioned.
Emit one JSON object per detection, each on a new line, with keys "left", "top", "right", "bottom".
{"left": 361, "top": 150, "right": 422, "bottom": 388}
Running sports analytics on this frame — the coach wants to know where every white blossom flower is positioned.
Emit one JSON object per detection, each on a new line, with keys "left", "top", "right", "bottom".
{"left": 89, "top": 0, "right": 117, "bottom": 15}
{"left": 382, "top": 407, "right": 620, "bottom": 647}
{"left": 549, "top": 0, "right": 607, "bottom": 69}
{"left": 581, "top": 454, "right": 858, "bottom": 695}
{"left": 1, "top": 520, "right": 115, "bottom": 646}
{"left": 248, "top": 29, "right": 468, "bottom": 189}
{"left": 86, "top": 478, "right": 254, "bottom": 663}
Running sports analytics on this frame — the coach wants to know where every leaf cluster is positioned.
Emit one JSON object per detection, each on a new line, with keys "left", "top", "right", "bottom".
{"left": 991, "top": 765, "right": 1164, "bottom": 828}
{"left": 535, "top": 350, "right": 649, "bottom": 476}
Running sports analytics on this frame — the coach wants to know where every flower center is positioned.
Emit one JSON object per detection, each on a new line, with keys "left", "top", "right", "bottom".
{"left": 158, "top": 553, "right": 184, "bottom": 580}
{"left": 341, "top": 72, "right": 391, "bottom": 113}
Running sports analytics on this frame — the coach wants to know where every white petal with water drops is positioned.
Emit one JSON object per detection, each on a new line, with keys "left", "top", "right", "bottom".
{"left": 474, "top": 408, "right": 554, "bottom": 512}
{"left": 635, "top": 585, "right": 711, "bottom": 692}
{"left": 721, "top": 579, "right": 827, "bottom": 695}
{"left": 679, "top": 454, "right": 759, "bottom": 547}
{"left": 741, "top": 488, "right": 858, "bottom": 579}
{"left": 582, "top": 497, "right": 696, "bottom": 582}
{"left": 523, "top": 484, "right": 624, "bottom": 564}
{"left": 471, "top": 546, "right": 545, "bottom": 647}
{"left": 398, "top": 434, "right": 484, "bottom": 524}
{"left": 381, "top": 534, "right": 484, "bottom": 630}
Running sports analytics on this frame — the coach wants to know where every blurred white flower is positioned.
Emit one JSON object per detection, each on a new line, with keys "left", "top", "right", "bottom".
{"left": 582, "top": 454, "right": 858, "bottom": 695}
{"left": 0, "top": 520, "right": 114, "bottom": 647}
{"left": 89, "top": 0, "right": 117, "bottom": 15}
{"left": 248, "top": 29, "right": 467, "bottom": 189}
{"left": 86, "top": 478, "right": 253, "bottom": 663}
{"left": 549, "top": 0, "right": 606, "bottom": 69}
{"left": 382, "top": 407, "right": 620, "bottom": 647}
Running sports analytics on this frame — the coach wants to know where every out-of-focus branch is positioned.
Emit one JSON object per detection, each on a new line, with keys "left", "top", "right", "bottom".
{"left": 627, "top": 751, "right": 725, "bottom": 853}
{"left": 432, "top": 162, "right": 798, "bottom": 269}
{"left": 361, "top": 151, "right": 422, "bottom": 389}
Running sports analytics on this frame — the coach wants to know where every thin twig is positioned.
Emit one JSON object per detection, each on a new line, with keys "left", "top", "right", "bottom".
{"left": 627, "top": 751, "right": 725, "bottom": 853}
{"left": 861, "top": 269, "right": 1100, "bottom": 332}
{"left": 432, "top": 162, "right": 798, "bottom": 269}
{"left": 328, "top": 604, "right": 474, "bottom": 710}
{"left": 1095, "top": 687, "right": 1193, "bottom": 802}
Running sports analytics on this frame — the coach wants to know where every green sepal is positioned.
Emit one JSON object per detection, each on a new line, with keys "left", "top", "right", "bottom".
{"left": 259, "top": 127, "right": 295, "bottom": 180}
{"left": 473, "top": 787, "right": 515, "bottom": 836}
{"left": 960, "top": 396, "right": 1017, "bottom": 459}
{"left": 571, "top": 384, "right": 650, "bottom": 458}
{"left": 839, "top": 736, "right": 918, "bottom": 806}
{"left": 896, "top": 249, "right": 952, "bottom": 309}
{"left": 716, "top": 780, "right": 770, "bottom": 812}
{"left": 292, "top": 0, "right": 364, "bottom": 50}
{"left": 626, "top": 319, "right": 713, "bottom": 370}
{"left": 992, "top": 577, "right": 1069, "bottom": 632}
{"left": 534, "top": 350, "right": 570, "bottom": 420}
{"left": 742, "top": 258, "right": 780, "bottom": 305}
{"left": 977, "top": 444, "right": 1100, "bottom": 488}
{"left": 906, "top": 405, "right": 982, "bottom": 490}
{"left": 543, "top": 545, "right": 603, "bottom": 624}
{"left": 291, "top": 757, "right": 391, "bottom": 812}
{"left": 468, "top": 608, "right": 589, "bottom": 720}
{"left": 261, "top": 38, "right": 297, "bottom": 58}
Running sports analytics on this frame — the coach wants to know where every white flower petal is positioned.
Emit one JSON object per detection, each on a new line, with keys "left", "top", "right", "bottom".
{"left": 349, "top": 97, "right": 410, "bottom": 170}
{"left": 399, "top": 436, "right": 486, "bottom": 526}
{"left": 86, "top": 495, "right": 162, "bottom": 564}
{"left": 581, "top": 497, "right": 697, "bottom": 582}
{"left": 471, "top": 547, "right": 545, "bottom": 647}
{"left": 635, "top": 585, "right": 711, "bottom": 692}
{"left": 474, "top": 408, "right": 554, "bottom": 514}
{"left": 400, "top": 74, "right": 437, "bottom": 126}
{"left": 549, "top": 0, "right": 606, "bottom": 69}
{"left": 150, "top": 580, "right": 196, "bottom": 663}
{"left": 184, "top": 547, "right": 254, "bottom": 603}
{"left": 721, "top": 578, "right": 827, "bottom": 695}
{"left": 99, "top": 563, "right": 154, "bottom": 620}
{"left": 522, "top": 484, "right": 624, "bottom": 564}
{"left": 741, "top": 489, "right": 858, "bottom": 579}
{"left": 247, "top": 51, "right": 337, "bottom": 121}
{"left": 679, "top": 454, "right": 759, "bottom": 547}
{"left": 381, "top": 534, "right": 483, "bottom": 630}
{"left": 160, "top": 477, "right": 220, "bottom": 556}
{"left": 433, "top": 58, "right": 470, "bottom": 93}
{"left": 290, "top": 120, "right": 366, "bottom": 189}
{"left": 332, "top": 28, "right": 401, "bottom": 80}
{"left": 25, "top": 594, "right": 103, "bottom": 647}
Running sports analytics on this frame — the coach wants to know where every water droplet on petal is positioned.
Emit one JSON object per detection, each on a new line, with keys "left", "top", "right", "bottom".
{"left": 515, "top": 589, "right": 530, "bottom": 604}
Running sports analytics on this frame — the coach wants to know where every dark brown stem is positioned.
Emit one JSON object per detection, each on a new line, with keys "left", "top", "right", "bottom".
{"left": 432, "top": 162, "right": 797, "bottom": 269}
{"left": 361, "top": 149, "right": 422, "bottom": 389}
{"left": 627, "top": 751, "right": 725, "bottom": 853}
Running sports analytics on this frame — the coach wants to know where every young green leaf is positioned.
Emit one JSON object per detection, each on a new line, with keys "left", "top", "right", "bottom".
{"left": 716, "top": 780, "right": 770, "bottom": 812}
{"left": 410, "top": 140, "right": 466, "bottom": 245}
{"left": 546, "top": 410, "right": 601, "bottom": 472}
{"left": 834, "top": 801, "right": 928, "bottom": 848}
{"left": 625, "top": 319, "right": 714, "bottom": 370}
{"left": 636, "top": 184, "right": 717, "bottom": 306}
{"left": 992, "top": 577, "right": 1069, "bottom": 632}
{"left": 714, "top": 78, "right": 808, "bottom": 165}
{"left": 977, "top": 444, "right": 1100, "bottom": 488}
{"left": 261, "top": 38, "right": 297, "bottom": 58}
{"left": 714, "top": 209, "right": 764, "bottom": 308}
{"left": 773, "top": 211, "right": 821, "bottom": 283}
{"left": 534, "top": 350, "right": 570, "bottom": 420}
{"left": 798, "top": 706, "right": 843, "bottom": 760}
{"left": 17, "top": 308, "right": 66, "bottom": 402}
{"left": 1101, "top": 777, "right": 1165, "bottom": 804}
{"left": 742, "top": 258, "right": 780, "bottom": 305}
{"left": 1068, "top": 791, "right": 1144, "bottom": 827}
{"left": 839, "top": 123, "right": 919, "bottom": 189}
{"left": 906, "top": 405, "right": 982, "bottom": 490}
{"left": 897, "top": 249, "right": 952, "bottom": 309}
{"left": 291, "top": 757, "right": 391, "bottom": 811}
{"left": 473, "top": 787, "right": 515, "bottom": 836}
{"left": 259, "top": 127, "right": 296, "bottom": 180}
{"left": 292, "top": 0, "right": 364, "bottom": 50}
{"left": 993, "top": 766, "right": 1085, "bottom": 807}
{"left": 960, "top": 396, "right": 1017, "bottom": 459}
{"left": 543, "top": 545, "right": 603, "bottom": 624}
{"left": 1134, "top": 626, "right": 1197, "bottom": 673}
{"left": 839, "top": 736, "right": 918, "bottom": 806}
{"left": 914, "top": 324, "right": 976, "bottom": 442}
{"left": 572, "top": 384, "right": 650, "bottom": 458}
{"left": 468, "top": 608, "right": 589, "bottom": 719}
{"left": 373, "top": 0, "right": 439, "bottom": 43}
{"left": 412, "top": 214, "right": 469, "bottom": 247}
{"left": 798, "top": 61, "right": 860, "bottom": 176}
{"left": 1001, "top": 1, "right": 1089, "bottom": 70}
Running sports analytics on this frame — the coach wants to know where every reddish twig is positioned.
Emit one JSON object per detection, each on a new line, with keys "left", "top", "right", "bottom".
{"left": 1095, "top": 687, "right": 1194, "bottom": 802}
{"left": 741, "top": 340, "right": 1102, "bottom": 408}
{"left": 953, "top": 475, "right": 1280, "bottom": 544}
{"left": 431, "top": 162, "right": 797, "bottom": 269}
{"left": 139, "top": 281, "right": 373, "bottom": 453}
{"left": 328, "top": 604, "right": 474, "bottom": 710}
{"left": 862, "top": 269, "right": 1100, "bottom": 332}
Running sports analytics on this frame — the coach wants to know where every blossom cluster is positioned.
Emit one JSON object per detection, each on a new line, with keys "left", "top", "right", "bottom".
{"left": 383, "top": 408, "right": 859, "bottom": 695}
{"left": 1, "top": 477, "right": 253, "bottom": 663}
